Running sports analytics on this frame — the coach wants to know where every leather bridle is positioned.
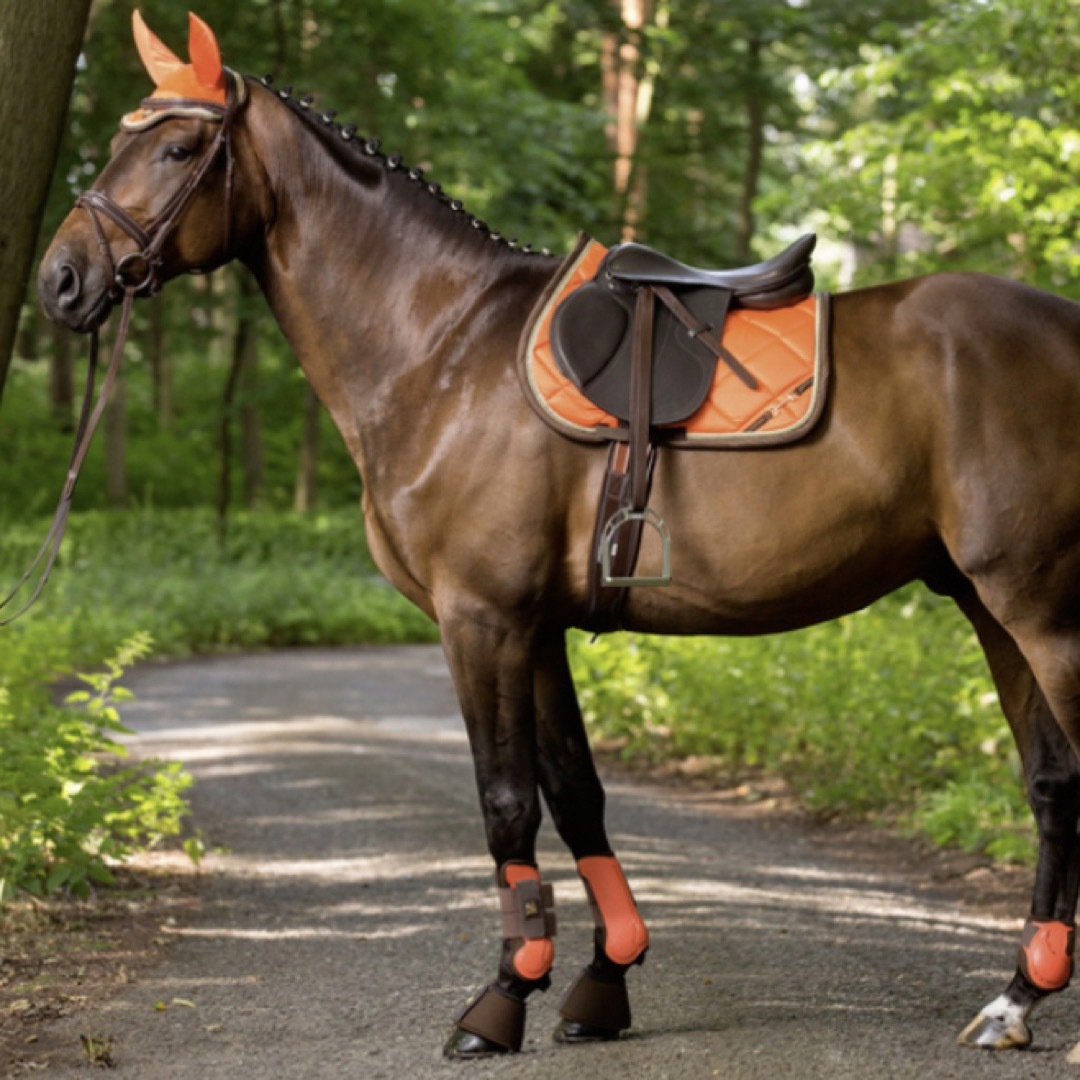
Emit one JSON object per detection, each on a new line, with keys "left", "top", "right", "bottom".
{"left": 78, "top": 73, "right": 243, "bottom": 299}
{"left": 0, "top": 75, "right": 245, "bottom": 625}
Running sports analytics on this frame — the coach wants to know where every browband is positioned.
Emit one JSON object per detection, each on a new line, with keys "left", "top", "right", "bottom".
{"left": 121, "top": 69, "right": 247, "bottom": 131}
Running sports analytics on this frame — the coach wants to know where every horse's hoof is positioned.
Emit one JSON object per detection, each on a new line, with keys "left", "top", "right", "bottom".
{"left": 443, "top": 1025, "right": 514, "bottom": 1059}
{"left": 444, "top": 983, "right": 525, "bottom": 1058}
{"left": 553, "top": 1018, "right": 622, "bottom": 1044}
{"left": 957, "top": 997, "right": 1032, "bottom": 1050}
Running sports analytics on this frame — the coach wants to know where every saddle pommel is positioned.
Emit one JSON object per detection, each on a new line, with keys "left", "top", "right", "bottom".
{"left": 605, "top": 233, "right": 817, "bottom": 310}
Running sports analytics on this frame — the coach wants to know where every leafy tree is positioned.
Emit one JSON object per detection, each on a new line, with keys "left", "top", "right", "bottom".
{"left": 797, "top": 0, "right": 1080, "bottom": 294}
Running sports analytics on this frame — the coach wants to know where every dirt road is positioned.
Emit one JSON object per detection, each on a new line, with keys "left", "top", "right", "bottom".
{"left": 29, "top": 647, "right": 1080, "bottom": 1077}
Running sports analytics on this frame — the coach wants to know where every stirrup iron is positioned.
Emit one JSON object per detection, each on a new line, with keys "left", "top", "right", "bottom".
{"left": 600, "top": 507, "right": 671, "bottom": 588}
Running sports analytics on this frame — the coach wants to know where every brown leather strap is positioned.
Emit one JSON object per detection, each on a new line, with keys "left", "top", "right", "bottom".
{"left": 499, "top": 879, "right": 557, "bottom": 940}
{"left": 586, "top": 289, "right": 660, "bottom": 628}
{"left": 0, "top": 287, "right": 137, "bottom": 625}
{"left": 629, "top": 286, "right": 655, "bottom": 512}
{"left": 653, "top": 284, "right": 758, "bottom": 390}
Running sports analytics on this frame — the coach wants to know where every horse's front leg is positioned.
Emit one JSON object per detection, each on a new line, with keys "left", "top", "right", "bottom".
{"left": 534, "top": 633, "right": 649, "bottom": 1043}
{"left": 439, "top": 613, "right": 556, "bottom": 1058}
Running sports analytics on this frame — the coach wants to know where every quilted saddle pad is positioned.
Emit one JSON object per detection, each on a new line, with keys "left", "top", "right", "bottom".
{"left": 518, "top": 236, "right": 831, "bottom": 448}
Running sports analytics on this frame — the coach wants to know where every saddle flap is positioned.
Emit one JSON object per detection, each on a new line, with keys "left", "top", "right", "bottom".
{"left": 550, "top": 277, "right": 727, "bottom": 425}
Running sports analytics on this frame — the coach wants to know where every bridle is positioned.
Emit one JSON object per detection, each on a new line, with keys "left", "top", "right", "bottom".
{"left": 76, "top": 72, "right": 243, "bottom": 299}
{"left": 0, "top": 74, "right": 246, "bottom": 625}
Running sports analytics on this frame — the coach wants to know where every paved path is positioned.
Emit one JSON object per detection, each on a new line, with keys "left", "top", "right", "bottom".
{"left": 34, "top": 647, "right": 1080, "bottom": 1077}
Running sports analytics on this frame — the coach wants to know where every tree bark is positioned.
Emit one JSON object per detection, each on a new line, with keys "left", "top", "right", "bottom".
{"left": 236, "top": 275, "right": 263, "bottom": 508}
{"left": 602, "top": 0, "right": 663, "bottom": 242}
{"left": 294, "top": 386, "right": 320, "bottom": 512}
{"left": 0, "top": 0, "right": 93, "bottom": 405}
{"left": 104, "top": 364, "right": 128, "bottom": 507}
{"left": 147, "top": 292, "right": 174, "bottom": 429}
{"left": 734, "top": 37, "right": 766, "bottom": 263}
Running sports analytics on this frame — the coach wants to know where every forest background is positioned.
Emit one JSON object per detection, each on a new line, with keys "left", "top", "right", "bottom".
{"left": 1, "top": 0, "right": 1078, "bottom": 898}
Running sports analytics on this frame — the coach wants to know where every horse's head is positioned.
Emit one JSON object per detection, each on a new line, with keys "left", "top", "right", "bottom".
{"left": 40, "top": 11, "right": 258, "bottom": 332}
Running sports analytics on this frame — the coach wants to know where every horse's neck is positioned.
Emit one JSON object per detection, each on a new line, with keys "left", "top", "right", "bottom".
{"left": 238, "top": 87, "right": 553, "bottom": 464}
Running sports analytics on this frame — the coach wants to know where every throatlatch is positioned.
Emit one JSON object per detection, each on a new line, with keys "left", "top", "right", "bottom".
{"left": 1018, "top": 918, "right": 1075, "bottom": 991}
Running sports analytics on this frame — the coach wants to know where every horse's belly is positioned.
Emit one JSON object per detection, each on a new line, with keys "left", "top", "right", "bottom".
{"left": 613, "top": 442, "right": 933, "bottom": 637}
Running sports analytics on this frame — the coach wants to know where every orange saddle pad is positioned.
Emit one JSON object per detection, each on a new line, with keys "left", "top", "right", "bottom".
{"left": 518, "top": 236, "right": 831, "bottom": 448}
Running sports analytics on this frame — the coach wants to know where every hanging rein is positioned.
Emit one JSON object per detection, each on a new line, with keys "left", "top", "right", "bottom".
{"left": 0, "top": 75, "right": 244, "bottom": 625}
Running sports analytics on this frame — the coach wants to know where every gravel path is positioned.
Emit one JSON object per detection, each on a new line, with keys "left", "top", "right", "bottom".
{"left": 31, "top": 646, "right": 1080, "bottom": 1078}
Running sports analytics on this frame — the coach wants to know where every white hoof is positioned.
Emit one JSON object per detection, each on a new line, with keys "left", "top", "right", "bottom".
{"left": 957, "top": 995, "right": 1033, "bottom": 1050}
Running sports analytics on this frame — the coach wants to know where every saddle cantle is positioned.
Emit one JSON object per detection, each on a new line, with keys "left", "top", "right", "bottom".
{"left": 550, "top": 235, "right": 816, "bottom": 425}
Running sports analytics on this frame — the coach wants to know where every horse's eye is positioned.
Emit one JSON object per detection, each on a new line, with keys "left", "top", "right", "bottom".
{"left": 163, "top": 144, "right": 194, "bottom": 164}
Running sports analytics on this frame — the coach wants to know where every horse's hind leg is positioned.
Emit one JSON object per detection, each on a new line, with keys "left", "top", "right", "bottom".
{"left": 954, "top": 593, "right": 1080, "bottom": 1049}
{"left": 534, "top": 634, "right": 649, "bottom": 1043}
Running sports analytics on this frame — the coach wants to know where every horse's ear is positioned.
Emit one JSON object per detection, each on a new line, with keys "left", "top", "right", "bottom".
{"left": 187, "top": 12, "right": 225, "bottom": 92}
{"left": 133, "top": 9, "right": 184, "bottom": 86}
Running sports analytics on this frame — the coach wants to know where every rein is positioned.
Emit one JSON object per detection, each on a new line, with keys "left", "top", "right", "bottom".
{"left": 0, "top": 77, "right": 243, "bottom": 626}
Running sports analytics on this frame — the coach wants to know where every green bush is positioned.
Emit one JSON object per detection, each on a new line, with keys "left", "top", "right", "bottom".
{"left": 0, "top": 634, "right": 192, "bottom": 901}
{"left": 0, "top": 508, "right": 437, "bottom": 901}
{"left": 569, "top": 586, "right": 1035, "bottom": 862}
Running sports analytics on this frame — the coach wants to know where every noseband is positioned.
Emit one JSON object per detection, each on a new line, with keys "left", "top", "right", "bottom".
{"left": 0, "top": 75, "right": 245, "bottom": 625}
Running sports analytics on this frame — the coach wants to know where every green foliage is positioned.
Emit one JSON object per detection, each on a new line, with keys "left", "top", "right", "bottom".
{"left": 797, "top": 0, "right": 1080, "bottom": 294}
{"left": 0, "top": 633, "right": 192, "bottom": 901}
{"left": 0, "top": 508, "right": 436, "bottom": 901}
{"left": 570, "top": 586, "right": 1034, "bottom": 862}
{"left": 0, "top": 509, "right": 438, "bottom": 659}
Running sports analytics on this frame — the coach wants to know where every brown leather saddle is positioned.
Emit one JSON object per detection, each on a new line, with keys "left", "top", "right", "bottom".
{"left": 550, "top": 234, "right": 816, "bottom": 423}
{"left": 547, "top": 234, "right": 817, "bottom": 628}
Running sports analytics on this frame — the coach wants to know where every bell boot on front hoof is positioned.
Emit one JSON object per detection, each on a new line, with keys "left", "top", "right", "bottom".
{"left": 444, "top": 983, "right": 525, "bottom": 1059}
{"left": 554, "top": 966, "right": 631, "bottom": 1044}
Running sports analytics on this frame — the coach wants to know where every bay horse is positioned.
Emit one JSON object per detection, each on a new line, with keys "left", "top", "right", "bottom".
{"left": 37, "top": 12, "right": 1080, "bottom": 1058}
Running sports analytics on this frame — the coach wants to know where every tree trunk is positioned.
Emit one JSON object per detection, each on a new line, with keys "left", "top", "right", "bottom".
{"left": 0, "top": 0, "right": 93, "bottom": 404}
{"left": 236, "top": 275, "right": 263, "bottom": 508}
{"left": 293, "top": 386, "right": 320, "bottom": 512}
{"left": 16, "top": 302, "right": 38, "bottom": 361}
{"left": 602, "top": 0, "right": 664, "bottom": 242}
{"left": 104, "top": 365, "right": 128, "bottom": 507}
{"left": 734, "top": 37, "right": 765, "bottom": 263}
{"left": 147, "top": 292, "right": 173, "bottom": 429}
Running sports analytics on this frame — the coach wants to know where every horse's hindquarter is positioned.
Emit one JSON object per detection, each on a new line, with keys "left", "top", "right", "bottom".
{"left": 910, "top": 273, "right": 1080, "bottom": 625}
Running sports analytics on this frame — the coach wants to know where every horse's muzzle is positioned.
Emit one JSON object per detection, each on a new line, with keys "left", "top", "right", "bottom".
{"left": 38, "top": 242, "right": 113, "bottom": 333}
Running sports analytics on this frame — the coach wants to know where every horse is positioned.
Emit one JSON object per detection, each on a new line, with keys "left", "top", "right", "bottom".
{"left": 37, "top": 11, "right": 1080, "bottom": 1059}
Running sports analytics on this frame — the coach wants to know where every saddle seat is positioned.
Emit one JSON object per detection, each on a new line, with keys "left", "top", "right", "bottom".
{"left": 604, "top": 233, "right": 816, "bottom": 310}
{"left": 550, "top": 233, "right": 817, "bottom": 426}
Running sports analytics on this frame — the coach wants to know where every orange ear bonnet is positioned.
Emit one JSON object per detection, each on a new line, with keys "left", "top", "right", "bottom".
{"left": 123, "top": 10, "right": 244, "bottom": 130}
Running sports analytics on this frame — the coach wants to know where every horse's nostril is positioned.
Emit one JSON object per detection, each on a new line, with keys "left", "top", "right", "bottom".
{"left": 56, "top": 262, "right": 82, "bottom": 309}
